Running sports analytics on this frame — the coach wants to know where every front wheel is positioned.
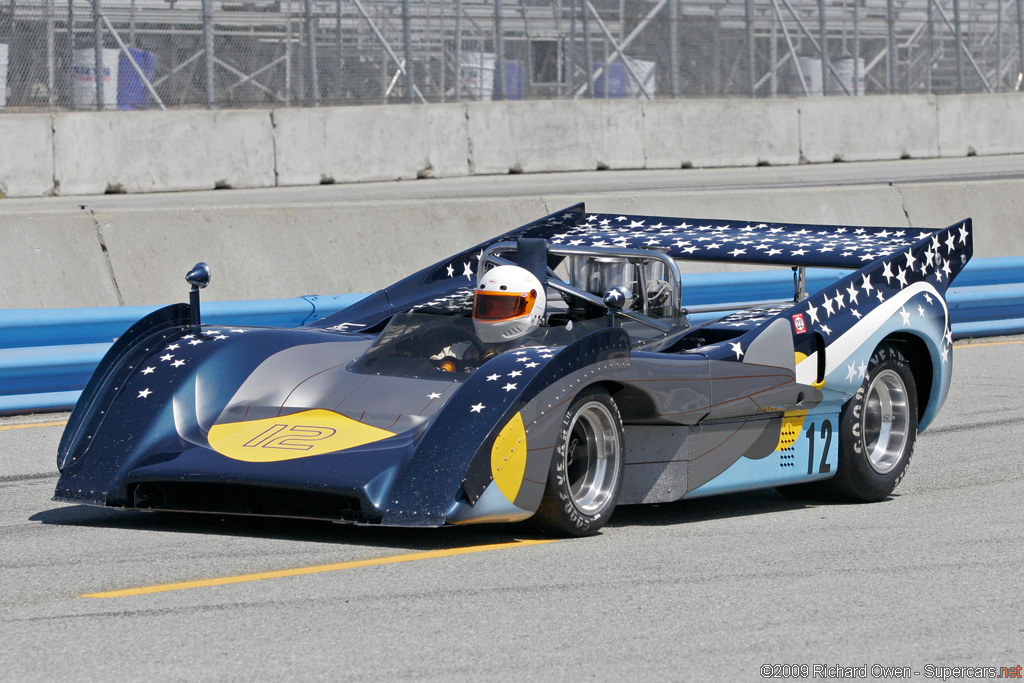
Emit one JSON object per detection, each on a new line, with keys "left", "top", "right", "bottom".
{"left": 531, "top": 387, "right": 625, "bottom": 536}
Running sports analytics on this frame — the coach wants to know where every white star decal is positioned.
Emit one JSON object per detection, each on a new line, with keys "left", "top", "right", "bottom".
{"left": 846, "top": 362, "right": 858, "bottom": 382}
{"left": 141, "top": 367, "right": 155, "bottom": 375}
{"left": 470, "top": 403, "right": 485, "bottom": 413}
{"left": 166, "top": 344, "right": 180, "bottom": 351}
{"left": 730, "top": 342, "right": 744, "bottom": 359}
{"left": 959, "top": 224, "right": 969, "bottom": 244}
{"left": 851, "top": 309, "right": 862, "bottom": 319}
{"left": 945, "top": 232, "right": 957, "bottom": 254}
{"left": 172, "top": 359, "right": 185, "bottom": 368}
{"left": 820, "top": 324, "right": 832, "bottom": 335}
{"left": 182, "top": 334, "right": 195, "bottom": 339}
{"left": 806, "top": 303, "right": 819, "bottom": 324}
{"left": 188, "top": 339, "right": 203, "bottom": 346}
{"left": 486, "top": 374, "right": 501, "bottom": 381}
{"left": 917, "top": 304, "right": 926, "bottom": 317}
{"left": 895, "top": 268, "right": 908, "bottom": 288}
{"left": 846, "top": 283, "right": 860, "bottom": 305}
{"left": 502, "top": 383, "right": 518, "bottom": 392}
{"left": 924, "top": 293, "right": 934, "bottom": 305}
{"left": 524, "top": 362, "right": 539, "bottom": 368}
{"left": 138, "top": 388, "right": 152, "bottom": 399}
{"left": 860, "top": 274, "right": 874, "bottom": 294}
{"left": 882, "top": 262, "right": 894, "bottom": 283}
{"left": 427, "top": 392, "right": 441, "bottom": 400}
{"left": 160, "top": 354, "right": 174, "bottom": 362}
{"left": 729, "top": 248, "right": 746, "bottom": 257}
{"left": 904, "top": 250, "right": 916, "bottom": 272}
{"left": 899, "top": 306, "right": 912, "bottom": 326}
{"left": 462, "top": 262, "right": 473, "bottom": 280}
{"left": 446, "top": 264, "right": 455, "bottom": 277}
{"left": 822, "top": 294, "right": 835, "bottom": 317}
{"left": 508, "top": 370, "right": 522, "bottom": 378}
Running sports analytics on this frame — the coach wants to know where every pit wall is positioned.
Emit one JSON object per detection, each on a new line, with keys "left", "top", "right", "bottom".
{"left": 1, "top": 93, "right": 1022, "bottom": 198}
{"left": 2, "top": 177, "right": 1021, "bottom": 309}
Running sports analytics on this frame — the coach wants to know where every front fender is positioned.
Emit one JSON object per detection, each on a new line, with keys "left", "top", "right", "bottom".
{"left": 381, "top": 326, "right": 631, "bottom": 527}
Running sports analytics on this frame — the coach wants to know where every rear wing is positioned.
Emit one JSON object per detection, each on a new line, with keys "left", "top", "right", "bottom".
{"left": 368, "top": 203, "right": 972, "bottom": 319}
{"left": 522, "top": 210, "right": 973, "bottom": 273}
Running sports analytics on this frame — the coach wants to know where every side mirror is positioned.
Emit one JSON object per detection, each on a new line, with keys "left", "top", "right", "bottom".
{"left": 186, "top": 262, "right": 212, "bottom": 289}
{"left": 186, "top": 262, "right": 211, "bottom": 329}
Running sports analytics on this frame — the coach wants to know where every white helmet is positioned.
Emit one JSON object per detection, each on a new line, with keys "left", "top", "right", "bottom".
{"left": 472, "top": 265, "right": 547, "bottom": 344}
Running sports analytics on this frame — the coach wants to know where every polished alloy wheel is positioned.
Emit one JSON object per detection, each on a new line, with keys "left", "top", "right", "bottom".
{"left": 564, "top": 400, "right": 622, "bottom": 515}
{"left": 862, "top": 368, "right": 911, "bottom": 474}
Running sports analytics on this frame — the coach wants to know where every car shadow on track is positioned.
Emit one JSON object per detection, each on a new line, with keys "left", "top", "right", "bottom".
{"left": 607, "top": 489, "right": 848, "bottom": 528}
{"left": 29, "top": 503, "right": 536, "bottom": 551}
{"left": 31, "top": 489, "right": 893, "bottom": 546}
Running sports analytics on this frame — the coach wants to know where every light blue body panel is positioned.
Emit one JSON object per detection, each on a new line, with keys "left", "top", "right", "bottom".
{"left": 684, "top": 409, "right": 841, "bottom": 499}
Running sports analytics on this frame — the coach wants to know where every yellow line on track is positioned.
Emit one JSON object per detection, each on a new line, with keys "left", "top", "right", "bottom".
{"left": 0, "top": 420, "right": 68, "bottom": 431}
{"left": 954, "top": 339, "right": 1024, "bottom": 349}
{"left": 82, "top": 539, "right": 557, "bottom": 598}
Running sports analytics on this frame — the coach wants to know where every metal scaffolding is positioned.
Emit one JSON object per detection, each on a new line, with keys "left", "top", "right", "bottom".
{"left": 0, "top": 0, "right": 1021, "bottom": 111}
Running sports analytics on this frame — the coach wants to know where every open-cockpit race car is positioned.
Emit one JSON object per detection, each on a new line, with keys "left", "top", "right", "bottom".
{"left": 55, "top": 204, "right": 973, "bottom": 535}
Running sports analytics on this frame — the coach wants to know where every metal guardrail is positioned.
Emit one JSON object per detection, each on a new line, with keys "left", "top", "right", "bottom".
{"left": 1, "top": 258, "right": 1020, "bottom": 415}
{"left": 0, "top": 293, "right": 365, "bottom": 414}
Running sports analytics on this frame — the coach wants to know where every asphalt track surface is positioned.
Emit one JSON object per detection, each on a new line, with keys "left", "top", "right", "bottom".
{"left": 2, "top": 335, "right": 1022, "bottom": 680}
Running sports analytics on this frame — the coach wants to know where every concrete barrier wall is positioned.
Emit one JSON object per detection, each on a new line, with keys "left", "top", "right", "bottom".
{"left": 52, "top": 110, "right": 277, "bottom": 195}
{"left": 0, "top": 114, "right": 55, "bottom": 198}
{"left": 3, "top": 177, "right": 1017, "bottom": 309}
{"left": 0, "top": 93, "right": 1021, "bottom": 198}
{"left": 644, "top": 98, "right": 801, "bottom": 168}
{"left": 274, "top": 104, "right": 471, "bottom": 185}
{"left": 798, "top": 96, "right": 941, "bottom": 162}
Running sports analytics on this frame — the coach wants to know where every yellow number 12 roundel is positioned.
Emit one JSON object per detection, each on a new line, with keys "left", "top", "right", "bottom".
{"left": 207, "top": 409, "right": 397, "bottom": 462}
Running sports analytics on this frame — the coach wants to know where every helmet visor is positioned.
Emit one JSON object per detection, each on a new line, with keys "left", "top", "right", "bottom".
{"left": 473, "top": 289, "right": 537, "bottom": 321}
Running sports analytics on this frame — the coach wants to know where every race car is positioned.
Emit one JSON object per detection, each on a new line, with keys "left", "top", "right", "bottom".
{"left": 54, "top": 204, "right": 973, "bottom": 536}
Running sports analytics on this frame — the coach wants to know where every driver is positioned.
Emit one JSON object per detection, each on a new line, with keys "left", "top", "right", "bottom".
{"left": 472, "top": 265, "right": 547, "bottom": 344}
{"left": 429, "top": 264, "right": 547, "bottom": 372}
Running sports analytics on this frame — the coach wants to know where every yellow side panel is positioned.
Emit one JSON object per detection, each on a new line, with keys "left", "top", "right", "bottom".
{"left": 491, "top": 412, "right": 528, "bottom": 503}
{"left": 776, "top": 409, "right": 809, "bottom": 451}
{"left": 208, "top": 409, "right": 396, "bottom": 462}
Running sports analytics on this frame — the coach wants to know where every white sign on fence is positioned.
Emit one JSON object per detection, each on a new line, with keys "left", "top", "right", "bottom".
{"left": 72, "top": 48, "right": 120, "bottom": 109}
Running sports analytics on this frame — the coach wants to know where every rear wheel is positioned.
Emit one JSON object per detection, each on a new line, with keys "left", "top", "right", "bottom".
{"left": 777, "top": 342, "right": 918, "bottom": 502}
{"left": 531, "top": 387, "right": 625, "bottom": 536}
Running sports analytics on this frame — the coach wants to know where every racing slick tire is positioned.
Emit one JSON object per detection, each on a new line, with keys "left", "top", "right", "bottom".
{"left": 777, "top": 342, "right": 918, "bottom": 502}
{"left": 531, "top": 387, "right": 625, "bottom": 537}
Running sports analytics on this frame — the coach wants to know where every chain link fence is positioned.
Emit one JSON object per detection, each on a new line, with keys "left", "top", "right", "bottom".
{"left": 1, "top": 0, "right": 1021, "bottom": 111}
